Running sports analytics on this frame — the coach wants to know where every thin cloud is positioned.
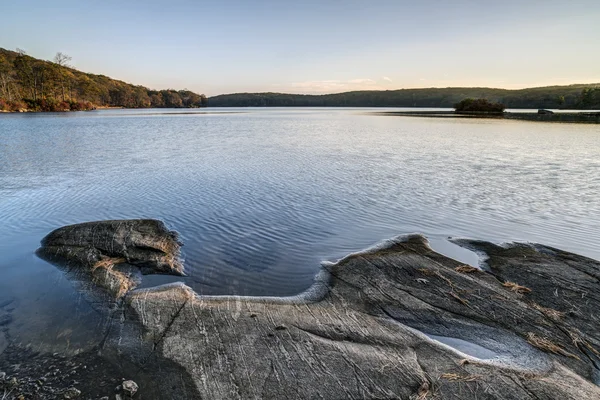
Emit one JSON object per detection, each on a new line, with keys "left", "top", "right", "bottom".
{"left": 382, "top": 76, "right": 392, "bottom": 83}
{"left": 289, "top": 78, "right": 381, "bottom": 93}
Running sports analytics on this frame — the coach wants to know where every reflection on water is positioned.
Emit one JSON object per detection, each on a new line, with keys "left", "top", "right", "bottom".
{"left": 0, "top": 108, "right": 599, "bottom": 351}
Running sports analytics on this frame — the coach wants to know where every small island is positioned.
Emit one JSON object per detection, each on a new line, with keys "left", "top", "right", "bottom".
{"left": 454, "top": 98, "right": 505, "bottom": 113}
{"left": 375, "top": 97, "right": 600, "bottom": 123}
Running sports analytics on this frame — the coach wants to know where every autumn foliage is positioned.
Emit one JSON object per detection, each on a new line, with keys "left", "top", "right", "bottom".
{"left": 0, "top": 47, "right": 207, "bottom": 112}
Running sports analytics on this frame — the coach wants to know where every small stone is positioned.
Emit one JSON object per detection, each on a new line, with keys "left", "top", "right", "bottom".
{"left": 63, "top": 387, "right": 81, "bottom": 399}
{"left": 122, "top": 380, "right": 138, "bottom": 397}
{"left": 115, "top": 394, "right": 123, "bottom": 400}
{"left": 17, "top": 395, "right": 25, "bottom": 400}
{"left": 0, "top": 371, "right": 5, "bottom": 380}
{"left": 9, "top": 377, "right": 18, "bottom": 387}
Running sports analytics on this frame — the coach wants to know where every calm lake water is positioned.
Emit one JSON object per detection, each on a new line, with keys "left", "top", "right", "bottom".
{"left": 1, "top": 108, "right": 599, "bottom": 352}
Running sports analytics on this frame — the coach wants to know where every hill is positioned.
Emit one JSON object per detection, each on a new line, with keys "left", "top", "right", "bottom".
{"left": 208, "top": 84, "right": 600, "bottom": 109}
{"left": 0, "top": 47, "right": 207, "bottom": 111}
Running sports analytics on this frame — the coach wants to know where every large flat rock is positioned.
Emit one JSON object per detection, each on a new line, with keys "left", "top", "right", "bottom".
{"left": 36, "top": 221, "right": 600, "bottom": 399}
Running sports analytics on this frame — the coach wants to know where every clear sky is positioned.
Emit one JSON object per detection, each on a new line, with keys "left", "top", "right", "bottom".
{"left": 1, "top": 0, "right": 599, "bottom": 96}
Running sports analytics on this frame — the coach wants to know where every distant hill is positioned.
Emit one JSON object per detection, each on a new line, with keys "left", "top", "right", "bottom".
{"left": 0, "top": 47, "right": 207, "bottom": 111}
{"left": 208, "top": 84, "right": 600, "bottom": 109}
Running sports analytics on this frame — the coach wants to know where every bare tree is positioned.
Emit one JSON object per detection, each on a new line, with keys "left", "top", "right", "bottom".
{"left": 54, "top": 52, "right": 72, "bottom": 100}
{"left": 54, "top": 52, "right": 72, "bottom": 67}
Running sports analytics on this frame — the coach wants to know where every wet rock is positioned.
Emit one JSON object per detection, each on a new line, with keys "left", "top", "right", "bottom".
{"left": 63, "top": 387, "right": 81, "bottom": 398}
{"left": 121, "top": 380, "right": 138, "bottom": 397}
{"left": 36, "top": 219, "right": 184, "bottom": 300}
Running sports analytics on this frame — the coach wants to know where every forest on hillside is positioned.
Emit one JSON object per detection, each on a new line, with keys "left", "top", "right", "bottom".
{"left": 208, "top": 85, "right": 600, "bottom": 109}
{"left": 0, "top": 48, "right": 207, "bottom": 111}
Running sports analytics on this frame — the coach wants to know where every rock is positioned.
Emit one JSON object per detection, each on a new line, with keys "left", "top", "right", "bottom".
{"left": 122, "top": 234, "right": 600, "bottom": 399}
{"left": 121, "top": 380, "right": 138, "bottom": 397}
{"left": 63, "top": 387, "right": 81, "bottom": 399}
{"left": 43, "top": 220, "right": 600, "bottom": 399}
{"left": 36, "top": 219, "right": 184, "bottom": 300}
{"left": 538, "top": 109, "right": 555, "bottom": 114}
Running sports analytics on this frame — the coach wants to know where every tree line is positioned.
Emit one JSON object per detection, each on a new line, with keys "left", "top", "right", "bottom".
{"left": 208, "top": 85, "right": 600, "bottom": 109}
{"left": 0, "top": 47, "right": 207, "bottom": 112}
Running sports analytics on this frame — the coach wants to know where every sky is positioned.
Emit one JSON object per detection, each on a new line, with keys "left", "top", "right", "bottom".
{"left": 1, "top": 0, "right": 599, "bottom": 96}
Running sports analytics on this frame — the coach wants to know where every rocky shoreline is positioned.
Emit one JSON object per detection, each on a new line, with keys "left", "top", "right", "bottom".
{"left": 2, "top": 219, "right": 599, "bottom": 399}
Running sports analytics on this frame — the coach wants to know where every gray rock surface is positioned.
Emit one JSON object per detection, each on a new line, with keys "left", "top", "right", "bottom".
{"left": 36, "top": 219, "right": 184, "bottom": 301}
{"left": 36, "top": 220, "right": 600, "bottom": 399}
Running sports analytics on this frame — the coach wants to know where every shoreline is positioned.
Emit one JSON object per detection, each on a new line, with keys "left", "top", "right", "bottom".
{"left": 4, "top": 219, "right": 598, "bottom": 399}
{"left": 374, "top": 110, "right": 600, "bottom": 123}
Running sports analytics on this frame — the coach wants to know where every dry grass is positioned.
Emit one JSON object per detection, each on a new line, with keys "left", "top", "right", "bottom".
{"left": 416, "top": 381, "right": 430, "bottom": 400}
{"left": 531, "top": 303, "right": 565, "bottom": 321}
{"left": 448, "top": 291, "right": 470, "bottom": 306}
{"left": 455, "top": 265, "right": 479, "bottom": 274}
{"left": 418, "top": 268, "right": 436, "bottom": 276}
{"left": 526, "top": 332, "right": 580, "bottom": 360}
{"left": 503, "top": 281, "right": 532, "bottom": 294}
{"left": 568, "top": 330, "right": 600, "bottom": 357}
{"left": 440, "top": 373, "right": 482, "bottom": 382}
{"left": 91, "top": 256, "right": 126, "bottom": 271}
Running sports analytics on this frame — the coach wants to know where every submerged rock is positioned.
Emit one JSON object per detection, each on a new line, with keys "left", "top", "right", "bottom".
{"left": 121, "top": 380, "right": 138, "bottom": 397}
{"left": 36, "top": 219, "right": 184, "bottom": 300}
{"left": 37, "top": 221, "right": 600, "bottom": 399}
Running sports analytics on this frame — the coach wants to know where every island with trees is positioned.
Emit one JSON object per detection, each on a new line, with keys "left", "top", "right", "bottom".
{"left": 0, "top": 47, "right": 207, "bottom": 112}
{"left": 373, "top": 97, "right": 599, "bottom": 123}
{"left": 454, "top": 98, "right": 505, "bottom": 113}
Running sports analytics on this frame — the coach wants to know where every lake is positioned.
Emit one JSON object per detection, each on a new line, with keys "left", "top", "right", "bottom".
{"left": 0, "top": 108, "right": 599, "bottom": 353}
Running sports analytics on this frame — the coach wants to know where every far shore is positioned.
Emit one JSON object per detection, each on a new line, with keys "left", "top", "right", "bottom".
{"left": 373, "top": 110, "right": 600, "bottom": 123}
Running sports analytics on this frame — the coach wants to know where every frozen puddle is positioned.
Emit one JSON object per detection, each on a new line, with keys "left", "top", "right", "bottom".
{"left": 399, "top": 322, "right": 552, "bottom": 373}
{"left": 427, "top": 237, "right": 481, "bottom": 268}
{"left": 426, "top": 334, "right": 498, "bottom": 359}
